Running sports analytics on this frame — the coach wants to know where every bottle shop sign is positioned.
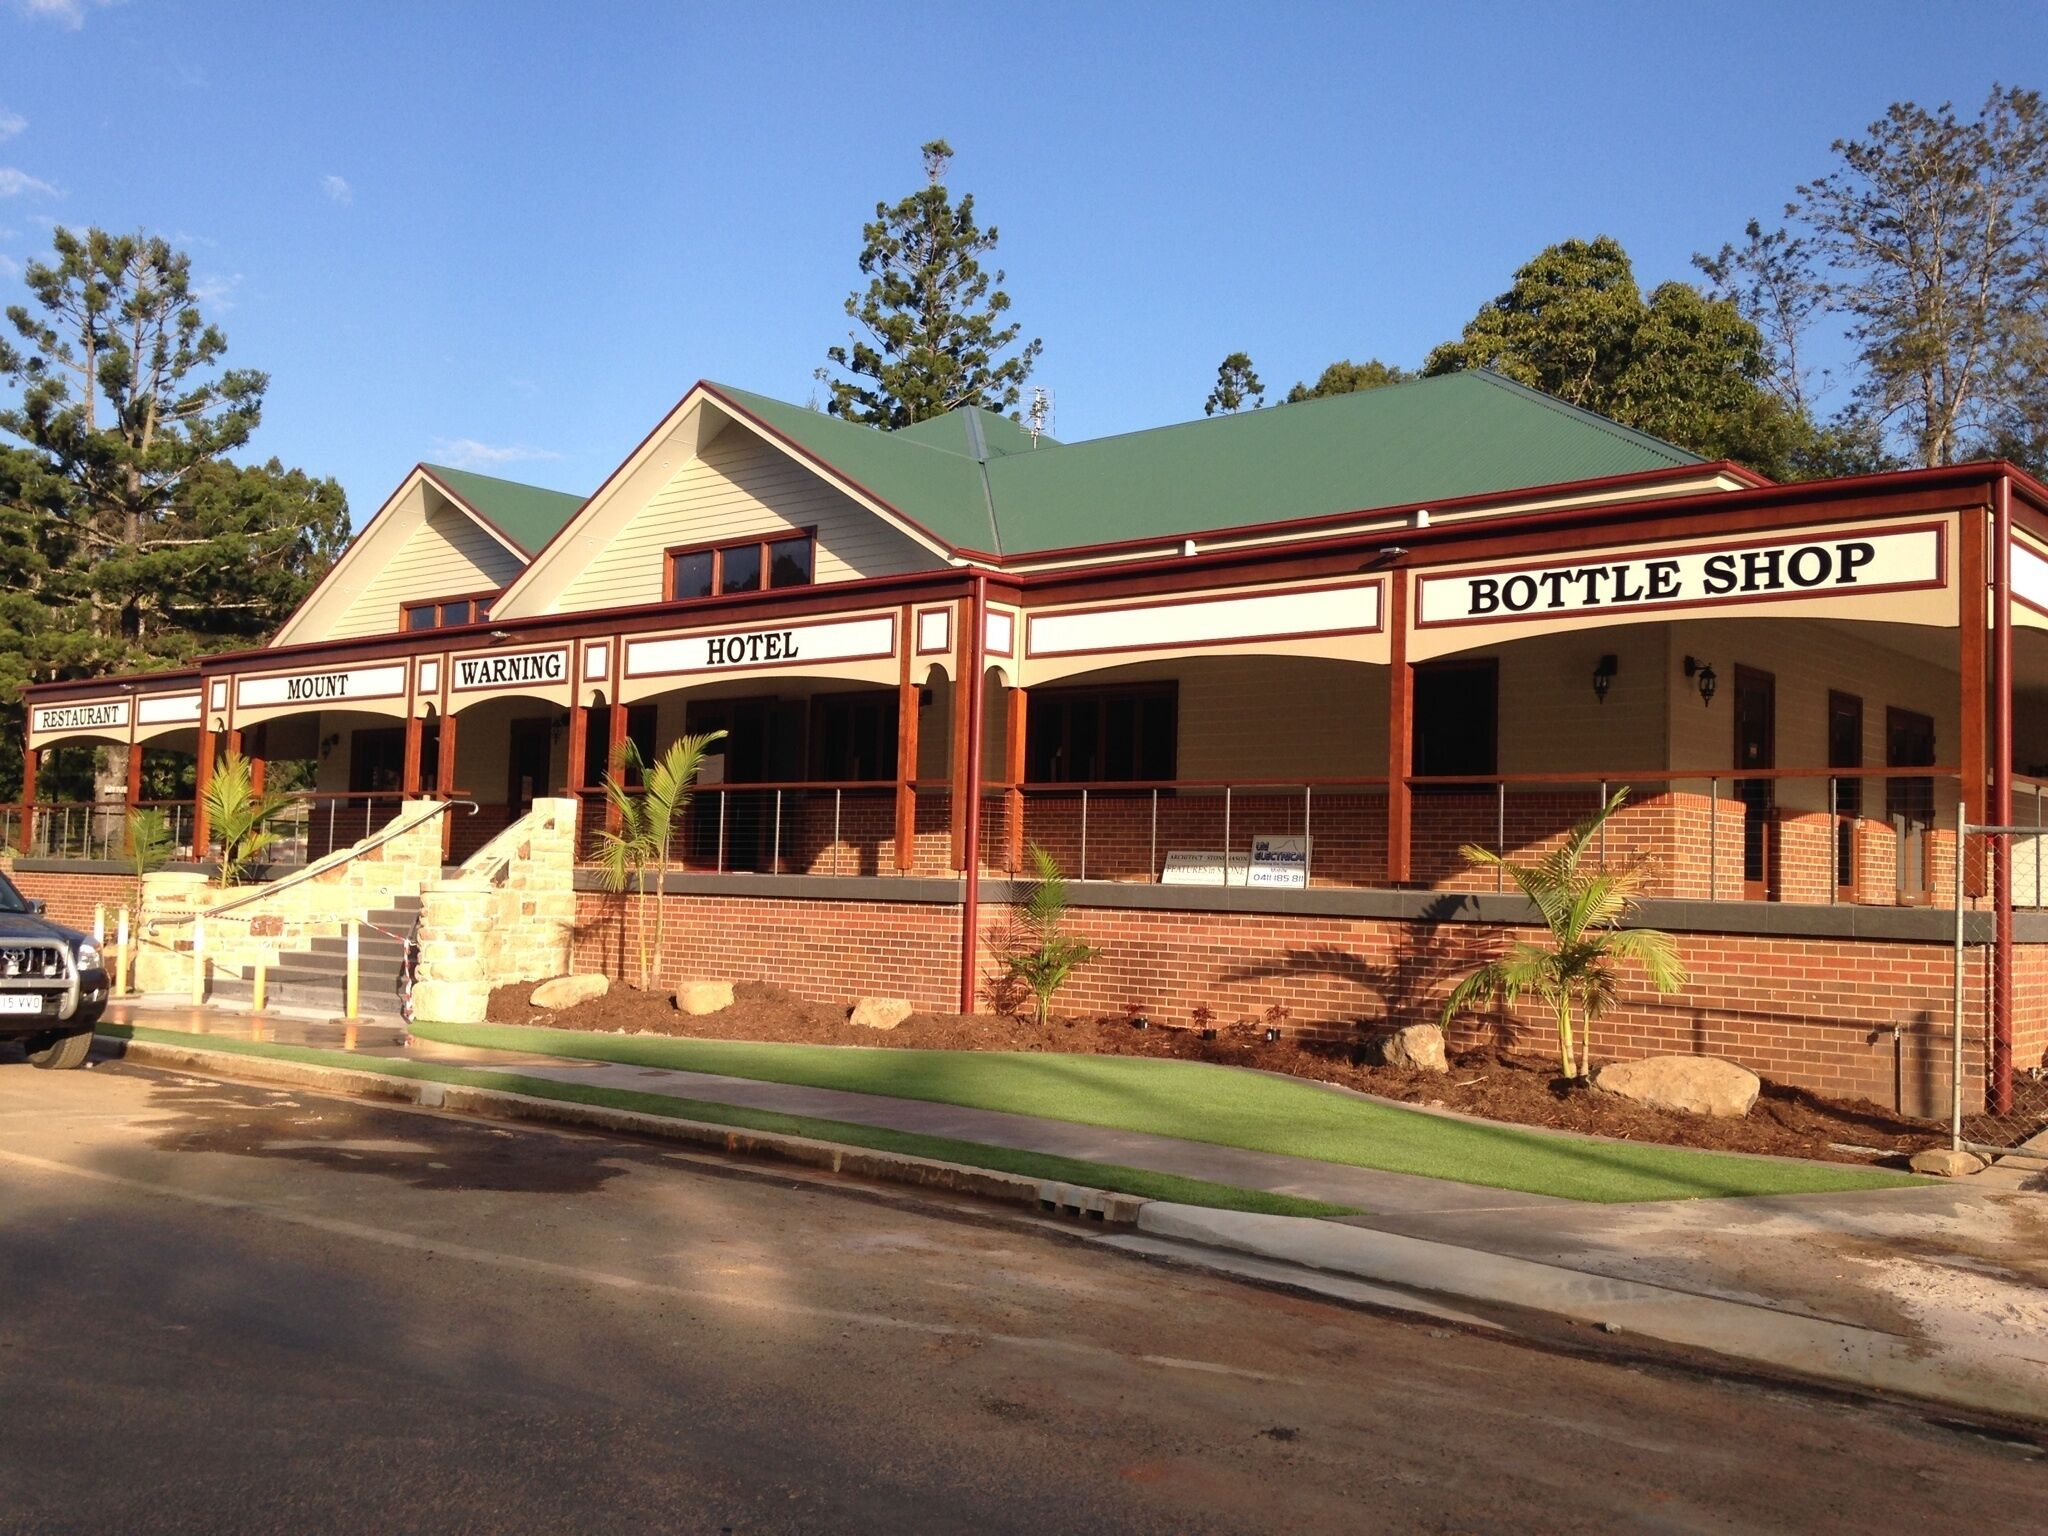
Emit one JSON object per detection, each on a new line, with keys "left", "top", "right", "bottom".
{"left": 1415, "top": 524, "right": 1945, "bottom": 628}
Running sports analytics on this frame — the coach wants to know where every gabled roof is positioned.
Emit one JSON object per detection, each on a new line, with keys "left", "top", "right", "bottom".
{"left": 705, "top": 370, "right": 1706, "bottom": 559}
{"left": 419, "top": 464, "right": 588, "bottom": 555}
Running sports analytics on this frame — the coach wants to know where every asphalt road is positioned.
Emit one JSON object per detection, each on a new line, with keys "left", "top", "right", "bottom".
{"left": 0, "top": 1056, "right": 2040, "bottom": 1535}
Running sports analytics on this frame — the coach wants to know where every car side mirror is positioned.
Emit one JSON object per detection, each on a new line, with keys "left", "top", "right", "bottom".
{"left": 24, "top": 899, "right": 46, "bottom": 916}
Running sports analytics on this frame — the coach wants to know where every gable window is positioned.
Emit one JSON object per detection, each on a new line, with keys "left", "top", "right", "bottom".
{"left": 1026, "top": 684, "right": 1177, "bottom": 784}
{"left": 403, "top": 594, "right": 495, "bottom": 631}
{"left": 666, "top": 532, "right": 816, "bottom": 601}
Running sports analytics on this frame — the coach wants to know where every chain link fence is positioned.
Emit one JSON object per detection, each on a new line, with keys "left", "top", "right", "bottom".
{"left": 1952, "top": 823, "right": 2048, "bottom": 1161}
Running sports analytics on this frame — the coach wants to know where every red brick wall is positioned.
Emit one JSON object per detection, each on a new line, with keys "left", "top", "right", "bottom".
{"left": 571, "top": 885, "right": 2003, "bottom": 1115}
{"left": 4, "top": 867, "right": 135, "bottom": 935}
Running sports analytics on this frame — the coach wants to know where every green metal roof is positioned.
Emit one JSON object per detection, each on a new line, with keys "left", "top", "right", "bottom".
{"left": 705, "top": 370, "right": 1703, "bottom": 558}
{"left": 422, "top": 463, "right": 588, "bottom": 555}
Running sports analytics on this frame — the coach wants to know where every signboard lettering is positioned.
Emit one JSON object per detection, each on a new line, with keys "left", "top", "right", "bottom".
{"left": 1418, "top": 526, "right": 1942, "bottom": 628}
{"left": 453, "top": 649, "right": 568, "bottom": 691}
{"left": 1161, "top": 850, "right": 1252, "bottom": 887}
{"left": 238, "top": 664, "right": 406, "bottom": 710}
{"left": 1248, "top": 834, "right": 1310, "bottom": 888}
{"left": 626, "top": 615, "right": 893, "bottom": 678}
{"left": 704, "top": 630, "right": 797, "bottom": 667}
{"left": 33, "top": 700, "right": 129, "bottom": 734}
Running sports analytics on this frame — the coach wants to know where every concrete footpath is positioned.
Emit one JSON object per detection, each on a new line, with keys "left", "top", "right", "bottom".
{"left": 90, "top": 1002, "right": 2048, "bottom": 1426}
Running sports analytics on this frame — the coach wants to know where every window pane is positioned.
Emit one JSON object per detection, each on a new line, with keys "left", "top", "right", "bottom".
{"left": 439, "top": 601, "right": 472, "bottom": 628}
{"left": 474, "top": 599, "right": 493, "bottom": 622}
{"left": 768, "top": 536, "right": 813, "bottom": 589}
{"left": 671, "top": 550, "right": 714, "bottom": 600}
{"left": 404, "top": 603, "right": 436, "bottom": 631}
{"left": 720, "top": 542, "right": 763, "bottom": 593}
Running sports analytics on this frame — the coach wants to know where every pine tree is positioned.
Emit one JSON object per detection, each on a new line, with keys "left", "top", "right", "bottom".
{"left": 1203, "top": 352, "right": 1265, "bottom": 415}
{"left": 819, "top": 140, "right": 1042, "bottom": 428}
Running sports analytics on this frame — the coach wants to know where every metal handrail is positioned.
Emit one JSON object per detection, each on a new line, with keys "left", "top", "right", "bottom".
{"left": 146, "top": 798, "right": 476, "bottom": 930}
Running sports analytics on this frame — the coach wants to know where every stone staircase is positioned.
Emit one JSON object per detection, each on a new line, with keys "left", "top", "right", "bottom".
{"left": 208, "top": 896, "right": 422, "bottom": 1021}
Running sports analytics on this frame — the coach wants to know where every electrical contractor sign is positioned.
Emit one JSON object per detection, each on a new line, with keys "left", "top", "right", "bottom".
{"left": 1415, "top": 524, "right": 1946, "bottom": 630}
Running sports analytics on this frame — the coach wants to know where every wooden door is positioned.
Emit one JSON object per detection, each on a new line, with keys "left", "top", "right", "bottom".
{"left": 506, "top": 718, "right": 553, "bottom": 818}
{"left": 1827, "top": 691, "right": 1863, "bottom": 900}
{"left": 1886, "top": 708, "right": 1937, "bottom": 903}
{"left": 1733, "top": 667, "right": 1775, "bottom": 899}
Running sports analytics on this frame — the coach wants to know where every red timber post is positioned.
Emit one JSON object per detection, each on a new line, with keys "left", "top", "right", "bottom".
{"left": 436, "top": 708, "right": 461, "bottom": 861}
{"left": 1992, "top": 476, "right": 2016, "bottom": 1113}
{"left": 124, "top": 736, "right": 143, "bottom": 852}
{"left": 1385, "top": 566, "right": 1413, "bottom": 886}
{"left": 192, "top": 723, "right": 218, "bottom": 857}
{"left": 17, "top": 737, "right": 36, "bottom": 854}
{"left": 957, "top": 575, "right": 989, "bottom": 1013}
{"left": 1002, "top": 680, "right": 1027, "bottom": 874}
{"left": 1958, "top": 504, "right": 1990, "bottom": 1108}
{"left": 564, "top": 687, "right": 589, "bottom": 845}
{"left": 895, "top": 604, "right": 920, "bottom": 871}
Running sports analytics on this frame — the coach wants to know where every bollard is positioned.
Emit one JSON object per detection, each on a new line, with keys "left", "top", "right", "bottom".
{"left": 252, "top": 955, "right": 267, "bottom": 1013}
{"left": 114, "top": 907, "right": 130, "bottom": 997}
{"left": 345, "top": 919, "right": 360, "bottom": 1022}
{"left": 92, "top": 904, "right": 105, "bottom": 943}
{"left": 190, "top": 914, "right": 206, "bottom": 1006}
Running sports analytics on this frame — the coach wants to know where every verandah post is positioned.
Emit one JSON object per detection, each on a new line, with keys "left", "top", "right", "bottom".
{"left": 191, "top": 726, "right": 219, "bottom": 858}
{"left": 895, "top": 603, "right": 919, "bottom": 872}
{"left": 17, "top": 739, "right": 36, "bottom": 855}
{"left": 1385, "top": 566, "right": 1413, "bottom": 886}
{"left": 436, "top": 709, "right": 461, "bottom": 861}
{"left": 1002, "top": 681, "right": 1026, "bottom": 875}
{"left": 957, "top": 576, "right": 989, "bottom": 1013}
{"left": 1991, "top": 475, "right": 2016, "bottom": 1113}
{"left": 125, "top": 738, "right": 144, "bottom": 855}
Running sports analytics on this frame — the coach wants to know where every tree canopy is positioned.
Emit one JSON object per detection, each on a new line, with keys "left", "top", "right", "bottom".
{"left": 0, "top": 226, "right": 349, "bottom": 796}
{"left": 818, "top": 140, "right": 1042, "bottom": 428}
{"left": 1284, "top": 358, "right": 1407, "bottom": 403}
{"left": 1203, "top": 351, "right": 1265, "bottom": 415}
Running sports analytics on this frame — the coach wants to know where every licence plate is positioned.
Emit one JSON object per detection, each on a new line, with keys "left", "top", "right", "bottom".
{"left": 0, "top": 993, "right": 46, "bottom": 1015}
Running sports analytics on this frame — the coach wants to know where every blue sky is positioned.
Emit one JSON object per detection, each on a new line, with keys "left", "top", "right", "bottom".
{"left": 4, "top": 0, "right": 2045, "bottom": 525}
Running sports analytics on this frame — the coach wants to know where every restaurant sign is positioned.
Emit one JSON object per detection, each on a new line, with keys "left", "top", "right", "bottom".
{"left": 32, "top": 699, "right": 129, "bottom": 735}
{"left": 1416, "top": 524, "right": 1944, "bottom": 628}
{"left": 236, "top": 663, "right": 408, "bottom": 710}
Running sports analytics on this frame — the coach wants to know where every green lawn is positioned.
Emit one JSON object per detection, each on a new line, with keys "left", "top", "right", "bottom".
{"left": 97, "top": 1023, "right": 1354, "bottom": 1218}
{"left": 409, "top": 1019, "right": 1926, "bottom": 1204}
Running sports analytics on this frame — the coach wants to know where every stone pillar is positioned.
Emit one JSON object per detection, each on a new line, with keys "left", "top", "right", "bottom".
{"left": 411, "top": 878, "right": 495, "bottom": 1025}
{"left": 135, "top": 870, "right": 216, "bottom": 995}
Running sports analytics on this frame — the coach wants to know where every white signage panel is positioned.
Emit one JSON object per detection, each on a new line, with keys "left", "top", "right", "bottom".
{"left": 32, "top": 699, "right": 129, "bottom": 735}
{"left": 2013, "top": 538, "right": 2048, "bottom": 616}
{"left": 137, "top": 692, "right": 202, "bottom": 726}
{"left": 452, "top": 647, "right": 569, "bottom": 692}
{"left": 1248, "top": 834, "right": 1311, "bottom": 888}
{"left": 1416, "top": 524, "right": 1945, "bottom": 629}
{"left": 1161, "top": 850, "right": 1253, "bottom": 886}
{"left": 236, "top": 663, "right": 408, "bottom": 709}
{"left": 1028, "top": 581, "right": 1382, "bottom": 660}
{"left": 626, "top": 614, "right": 895, "bottom": 678}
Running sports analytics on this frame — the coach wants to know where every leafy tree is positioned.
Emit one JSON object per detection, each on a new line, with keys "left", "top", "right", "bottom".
{"left": 202, "top": 750, "right": 289, "bottom": 886}
{"left": 1203, "top": 351, "right": 1265, "bottom": 415}
{"left": 1439, "top": 789, "right": 1687, "bottom": 1080}
{"left": 593, "top": 732, "right": 725, "bottom": 990}
{"left": 819, "top": 140, "right": 1042, "bottom": 428}
{"left": 1694, "top": 219, "right": 1831, "bottom": 417}
{"left": 1424, "top": 236, "right": 1823, "bottom": 479}
{"left": 1789, "top": 86, "right": 2048, "bottom": 467}
{"left": 0, "top": 227, "right": 348, "bottom": 797}
{"left": 1284, "top": 358, "right": 1407, "bottom": 403}
{"left": 997, "top": 843, "right": 1102, "bottom": 1027}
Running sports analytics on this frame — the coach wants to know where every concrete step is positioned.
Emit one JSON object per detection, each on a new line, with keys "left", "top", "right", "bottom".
{"left": 209, "top": 972, "right": 406, "bottom": 1021}
{"left": 280, "top": 948, "right": 410, "bottom": 979}
{"left": 303, "top": 935, "right": 409, "bottom": 962}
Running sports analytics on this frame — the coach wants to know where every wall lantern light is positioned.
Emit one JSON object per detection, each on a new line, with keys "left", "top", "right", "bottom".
{"left": 1684, "top": 655, "right": 1718, "bottom": 707}
{"left": 1591, "top": 654, "right": 1619, "bottom": 703}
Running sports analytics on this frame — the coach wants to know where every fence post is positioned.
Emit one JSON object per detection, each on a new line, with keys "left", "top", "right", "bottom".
{"left": 190, "top": 914, "right": 206, "bottom": 1007}
{"left": 716, "top": 793, "right": 728, "bottom": 874}
{"left": 1222, "top": 786, "right": 1232, "bottom": 888}
{"left": 1496, "top": 780, "right": 1506, "bottom": 893}
{"left": 1953, "top": 802, "right": 1969, "bottom": 1151}
{"left": 92, "top": 904, "right": 105, "bottom": 943}
{"left": 833, "top": 788, "right": 842, "bottom": 878}
{"left": 772, "top": 790, "right": 783, "bottom": 876}
{"left": 1150, "top": 789, "right": 1159, "bottom": 884}
{"left": 1303, "top": 785, "right": 1314, "bottom": 888}
{"left": 1710, "top": 777, "right": 1719, "bottom": 900}
{"left": 1598, "top": 780, "right": 1608, "bottom": 871}
{"left": 252, "top": 954, "right": 267, "bottom": 1013}
{"left": 1828, "top": 775, "right": 1839, "bottom": 906}
{"left": 1079, "top": 789, "right": 1089, "bottom": 882}
{"left": 114, "top": 907, "right": 130, "bottom": 998}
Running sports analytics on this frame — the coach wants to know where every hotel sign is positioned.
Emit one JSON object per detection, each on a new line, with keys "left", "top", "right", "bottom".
{"left": 32, "top": 700, "right": 129, "bottom": 735}
{"left": 1416, "top": 524, "right": 1945, "bottom": 629}
{"left": 452, "top": 647, "right": 569, "bottom": 692}
{"left": 625, "top": 613, "right": 896, "bottom": 678}
{"left": 236, "top": 663, "right": 408, "bottom": 709}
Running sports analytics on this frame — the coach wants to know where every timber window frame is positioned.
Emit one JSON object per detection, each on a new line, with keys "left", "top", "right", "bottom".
{"left": 401, "top": 590, "right": 498, "bottom": 632}
{"left": 664, "top": 529, "right": 817, "bottom": 603}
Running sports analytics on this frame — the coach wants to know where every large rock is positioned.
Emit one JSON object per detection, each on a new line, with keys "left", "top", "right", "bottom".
{"left": 849, "top": 997, "right": 915, "bottom": 1031}
{"left": 529, "top": 973, "right": 610, "bottom": 1010}
{"left": 1596, "top": 1055, "right": 1760, "bottom": 1119}
{"left": 1380, "top": 1023, "right": 1447, "bottom": 1073}
{"left": 1908, "top": 1147, "right": 1985, "bottom": 1178}
{"left": 673, "top": 979, "right": 735, "bottom": 1016}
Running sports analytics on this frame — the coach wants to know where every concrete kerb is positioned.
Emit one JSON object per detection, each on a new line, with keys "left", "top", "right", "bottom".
{"left": 96, "top": 1035, "right": 1145, "bottom": 1226}
{"left": 1129, "top": 1203, "right": 2048, "bottom": 1426}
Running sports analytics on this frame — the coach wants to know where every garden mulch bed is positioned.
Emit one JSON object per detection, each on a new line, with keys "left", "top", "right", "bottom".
{"left": 484, "top": 980, "right": 1949, "bottom": 1168}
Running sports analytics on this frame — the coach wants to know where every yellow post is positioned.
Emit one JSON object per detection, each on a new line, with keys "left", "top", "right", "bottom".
{"left": 252, "top": 954, "right": 267, "bottom": 1012}
{"left": 92, "top": 903, "right": 105, "bottom": 943}
{"left": 190, "top": 914, "right": 206, "bottom": 1006}
{"left": 345, "top": 919, "right": 360, "bottom": 1022}
{"left": 114, "top": 907, "right": 130, "bottom": 997}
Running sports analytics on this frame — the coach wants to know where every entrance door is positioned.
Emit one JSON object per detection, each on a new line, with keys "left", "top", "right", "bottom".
{"left": 684, "top": 695, "right": 806, "bottom": 870}
{"left": 1828, "top": 691, "right": 1863, "bottom": 899}
{"left": 1733, "top": 667, "right": 1775, "bottom": 899}
{"left": 506, "top": 718, "right": 553, "bottom": 818}
{"left": 1887, "top": 707, "right": 1937, "bottom": 903}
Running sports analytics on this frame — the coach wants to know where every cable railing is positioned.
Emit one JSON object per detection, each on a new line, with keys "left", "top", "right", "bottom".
{"left": 571, "top": 780, "right": 957, "bottom": 877}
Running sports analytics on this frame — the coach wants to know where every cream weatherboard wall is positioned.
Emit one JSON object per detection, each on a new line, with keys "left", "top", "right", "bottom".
{"left": 315, "top": 496, "right": 527, "bottom": 642}
{"left": 547, "top": 425, "right": 941, "bottom": 615}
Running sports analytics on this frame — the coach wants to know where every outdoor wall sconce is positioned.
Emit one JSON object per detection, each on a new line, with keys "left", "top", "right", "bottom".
{"left": 1684, "top": 655, "right": 1718, "bottom": 707}
{"left": 1592, "top": 654, "right": 1618, "bottom": 703}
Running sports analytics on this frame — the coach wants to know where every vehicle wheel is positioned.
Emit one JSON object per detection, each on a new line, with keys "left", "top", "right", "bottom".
{"left": 26, "top": 1028, "right": 93, "bottom": 1070}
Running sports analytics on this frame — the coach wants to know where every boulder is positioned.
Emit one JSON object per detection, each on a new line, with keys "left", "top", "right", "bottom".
{"left": 1595, "top": 1055, "right": 1760, "bottom": 1119}
{"left": 1380, "top": 1023, "right": 1447, "bottom": 1073}
{"left": 529, "top": 973, "right": 610, "bottom": 1010}
{"left": 1908, "top": 1147, "right": 1986, "bottom": 1178}
{"left": 849, "top": 997, "right": 915, "bottom": 1031}
{"left": 673, "top": 979, "right": 735, "bottom": 1016}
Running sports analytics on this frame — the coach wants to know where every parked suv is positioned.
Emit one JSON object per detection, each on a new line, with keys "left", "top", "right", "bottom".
{"left": 0, "top": 870, "right": 109, "bottom": 1069}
